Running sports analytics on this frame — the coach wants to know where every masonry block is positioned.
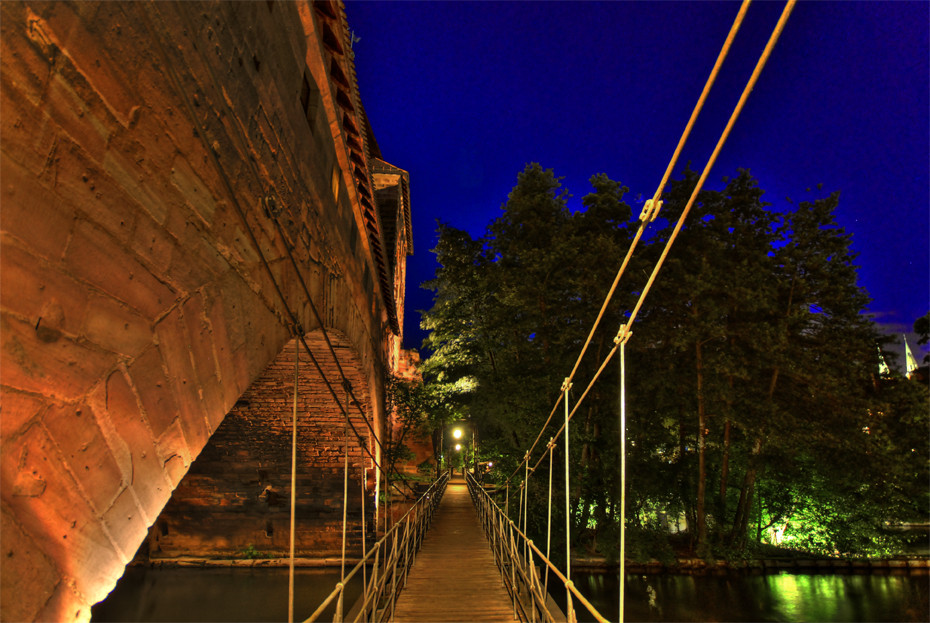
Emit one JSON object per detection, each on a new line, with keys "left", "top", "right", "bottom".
{"left": 0, "top": 237, "right": 89, "bottom": 339}
{"left": 0, "top": 423, "right": 123, "bottom": 607}
{"left": 43, "top": 402, "right": 124, "bottom": 514}
{"left": 44, "top": 70, "right": 112, "bottom": 162}
{"left": 0, "top": 312, "right": 115, "bottom": 402}
{"left": 155, "top": 419, "right": 192, "bottom": 488}
{"left": 82, "top": 294, "right": 153, "bottom": 358}
{"left": 96, "top": 370, "right": 173, "bottom": 523}
{"left": 170, "top": 153, "right": 217, "bottom": 228}
{"left": 102, "top": 148, "right": 172, "bottom": 226}
{"left": 202, "top": 284, "right": 243, "bottom": 410}
{"left": 130, "top": 211, "right": 176, "bottom": 275}
{"left": 127, "top": 346, "right": 180, "bottom": 438}
{"left": 64, "top": 220, "right": 177, "bottom": 320}
{"left": 0, "top": 154, "right": 75, "bottom": 261}
{"left": 0, "top": 3, "right": 52, "bottom": 104}
{"left": 163, "top": 204, "right": 229, "bottom": 291}
{"left": 0, "top": 389, "right": 47, "bottom": 440}
{"left": 0, "top": 501, "right": 58, "bottom": 623}
{"left": 33, "top": 1, "right": 138, "bottom": 126}
{"left": 102, "top": 488, "right": 150, "bottom": 563}
{"left": 34, "top": 580, "right": 84, "bottom": 623}
{"left": 52, "top": 139, "right": 138, "bottom": 244}
{"left": 0, "top": 69, "right": 64, "bottom": 180}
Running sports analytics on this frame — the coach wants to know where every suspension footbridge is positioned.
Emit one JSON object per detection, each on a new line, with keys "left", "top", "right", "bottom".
{"left": 300, "top": 1, "right": 796, "bottom": 620}
{"left": 390, "top": 477, "right": 518, "bottom": 623}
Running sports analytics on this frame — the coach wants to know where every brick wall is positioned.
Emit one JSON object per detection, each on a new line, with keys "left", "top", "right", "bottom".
{"left": 152, "top": 331, "right": 375, "bottom": 559}
{"left": 0, "top": 2, "right": 406, "bottom": 621}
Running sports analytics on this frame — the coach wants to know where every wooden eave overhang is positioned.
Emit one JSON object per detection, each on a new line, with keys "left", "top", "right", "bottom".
{"left": 311, "top": 0, "right": 400, "bottom": 335}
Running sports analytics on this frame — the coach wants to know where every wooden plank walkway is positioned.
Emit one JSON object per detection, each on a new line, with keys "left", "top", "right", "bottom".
{"left": 391, "top": 478, "right": 516, "bottom": 622}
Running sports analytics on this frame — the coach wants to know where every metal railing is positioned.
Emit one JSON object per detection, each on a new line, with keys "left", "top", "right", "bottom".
{"left": 465, "top": 471, "right": 609, "bottom": 623}
{"left": 304, "top": 471, "right": 450, "bottom": 623}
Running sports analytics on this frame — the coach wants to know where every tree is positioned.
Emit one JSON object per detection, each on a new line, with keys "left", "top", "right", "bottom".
{"left": 422, "top": 164, "right": 635, "bottom": 552}
{"left": 421, "top": 163, "right": 923, "bottom": 560}
{"left": 915, "top": 312, "right": 930, "bottom": 364}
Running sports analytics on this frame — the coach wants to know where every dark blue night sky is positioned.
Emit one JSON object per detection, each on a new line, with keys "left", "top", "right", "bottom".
{"left": 346, "top": 1, "right": 929, "bottom": 369}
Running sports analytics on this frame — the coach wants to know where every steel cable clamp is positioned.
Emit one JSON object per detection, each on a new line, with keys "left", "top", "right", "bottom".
{"left": 638, "top": 198, "right": 663, "bottom": 223}
{"left": 613, "top": 323, "right": 632, "bottom": 346}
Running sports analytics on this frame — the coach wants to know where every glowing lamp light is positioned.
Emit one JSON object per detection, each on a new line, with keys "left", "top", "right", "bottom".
{"left": 488, "top": 462, "right": 493, "bottom": 468}
{"left": 452, "top": 428, "right": 463, "bottom": 440}
{"left": 454, "top": 444, "right": 462, "bottom": 451}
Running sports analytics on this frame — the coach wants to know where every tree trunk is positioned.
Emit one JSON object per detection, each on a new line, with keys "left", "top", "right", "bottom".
{"left": 695, "top": 338, "right": 708, "bottom": 549}
{"left": 719, "top": 418, "right": 731, "bottom": 514}
{"left": 730, "top": 359, "right": 780, "bottom": 548}
{"left": 730, "top": 437, "right": 761, "bottom": 547}
{"left": 676, "top": 401, "right": 694, "bottom": 544}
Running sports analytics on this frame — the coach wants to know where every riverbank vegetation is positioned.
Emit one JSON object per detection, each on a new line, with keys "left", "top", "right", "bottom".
{"left": 417, "top": 164, "right": 929, "bottom": 563}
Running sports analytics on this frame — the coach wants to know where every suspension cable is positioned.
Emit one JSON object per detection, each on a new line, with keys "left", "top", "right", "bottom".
{"left": 623, "top": 0, "right": 796, "bottom": 334}
{"left": 360, "top": 467, "right": 368, "bottom": 618}
{"left": 499, "top": 13, "right": 797, "bottom": 621}
{"left": 545, "top": 438, "right": 554, "bottom": 597}
{"left": 509, "top": 0, "right": 753, "bottom": 483}
{"left": 288, "top": 335, "right": 299, "bottom": 623}
{"left": 563, "top": 378, "right": 572, "bottom": 586}
{"left": 141, "top": 1, "right": 406, "bottom": 496}
{"left": 523, "top": 452, "right": 530, "bottom": 563}
{"left": 619, "top": 339, "right": 627, "bottom": 623}
{"left": 341, "top": 384, "right": 350, "bottom": 582}
{"left": 174, "top": 0, "right": 389, "bottom": 436}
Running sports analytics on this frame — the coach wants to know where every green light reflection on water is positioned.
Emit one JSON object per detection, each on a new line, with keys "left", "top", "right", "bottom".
{"left": 565, "top": 570, "right": 929, "bottom": 623}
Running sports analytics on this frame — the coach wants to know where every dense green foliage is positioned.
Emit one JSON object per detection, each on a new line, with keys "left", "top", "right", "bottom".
{"left": 420, "top": 164, "right": 929, "bottom": 561}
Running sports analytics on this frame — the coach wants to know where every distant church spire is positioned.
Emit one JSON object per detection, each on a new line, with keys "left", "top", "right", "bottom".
{"left": 904, "top": 335, "right": 919, "bottom": 379}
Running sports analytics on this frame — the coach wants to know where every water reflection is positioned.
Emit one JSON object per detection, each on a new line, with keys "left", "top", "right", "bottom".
{"left": 92, "top": 567, "right": 364, "bottom": 623}
{"left": 559, "top": 571, "right": 929, "bottom": 622}
{"left": 93, "top": 566, "right": 929, "bottom": 623}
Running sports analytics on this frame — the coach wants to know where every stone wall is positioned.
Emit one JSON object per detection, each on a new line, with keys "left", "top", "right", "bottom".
{"left": 152, "top": 331, "right": 374, "bottom": 560}
{"left": 0, "top": 1, "right": 408, "bottom": 620}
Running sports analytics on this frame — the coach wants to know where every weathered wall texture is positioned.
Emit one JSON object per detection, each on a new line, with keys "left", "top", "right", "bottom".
{"left": 0, "top": 1, "right": 411, "bottom": 621}
{"left": 152, "top": 331, "right": 373, "bottom": 559}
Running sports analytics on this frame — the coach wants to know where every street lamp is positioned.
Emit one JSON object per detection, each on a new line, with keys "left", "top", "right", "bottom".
{"left": 454, "top": 443, "right": 462, "bottom": 451}
{"left": 453, "top": 427, "right": 463, "bottom": 440}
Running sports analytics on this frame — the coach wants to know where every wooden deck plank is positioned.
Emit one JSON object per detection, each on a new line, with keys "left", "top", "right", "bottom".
{"left": 391, "top": 479, "right": 517, "bottom": 622}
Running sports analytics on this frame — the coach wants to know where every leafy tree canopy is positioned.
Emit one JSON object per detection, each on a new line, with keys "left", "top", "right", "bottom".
{"left": 420, "top": 164, "right": 929, "bottom": 559}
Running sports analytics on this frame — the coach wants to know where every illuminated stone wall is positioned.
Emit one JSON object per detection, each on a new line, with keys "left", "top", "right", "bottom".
{"left": 151, "top": 331, "right": 374, "bottom": 560}
{"left": 0, "top": 1, "right": 410, "bottom": 620}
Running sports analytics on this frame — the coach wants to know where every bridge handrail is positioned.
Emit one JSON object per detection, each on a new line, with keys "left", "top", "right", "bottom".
{"left": 466, "top": 471, "right": 609, "bottom": 623}
{"left": 303, "top": 471, "right": 450, "bottom": 623}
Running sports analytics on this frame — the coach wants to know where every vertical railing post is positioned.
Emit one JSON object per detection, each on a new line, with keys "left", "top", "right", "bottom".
{"left": 288, "top": 336, "right": 299, "bottom": 623}
{"left": 562, "top": 377, "right": 574, "bottom": 622}
{"left": 370, "top": 544, "right": 380, "bottom": 622}
{"left": 389, "top": 522, "right": 399, "bottom": 619}
{"left": 616, "top": 324, "right": 631, "bottom": 623}
{"left": 334, "top": 585, "right": 344, "bottom": 623}
{"left": 360, "top": 469, "right": 368, "bottom": 622}
{"left": 545, "top": 439, "right": 554, "bottom": 597}
{"left": 523, "top": 452, "right": 530, "bottom": 570}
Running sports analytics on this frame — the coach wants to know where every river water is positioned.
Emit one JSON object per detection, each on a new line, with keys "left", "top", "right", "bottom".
{"left": 91, "top": 567, "right": 364, "bottom": 623}
{"left": 557, "top": 571, "right": 929, "bottom": 623}
{"left": 93, "top": 566, "right": 928, "bottom": 622}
